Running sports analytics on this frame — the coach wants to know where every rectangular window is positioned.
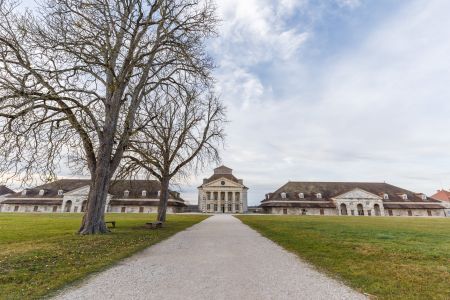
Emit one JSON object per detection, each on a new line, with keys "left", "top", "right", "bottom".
{"left": 367, "top": 210, "right": 371, "bottom": 216}
{"left": 214, "top": 204, "right": 218, "bottom": 211}
{"left": 228, "top": 204, "right": 232, "bottom": 211}
{"left": 139, "top": 207, "right": 144, "bottom": 213}
{"left": 351, "top": 210, "right": 355, "bottom": 216}
{"left": 207, "top": 204, "right": 210, "bottom": 210}
{"left": 121, "top": 207, "right": 126, "bottom": 213}
{"left": 14, "top": 205, "right": 19, "bottom": 212}
{"left": 427, "top": 210, "right": 432, "bottom": 216}
{"left": 33, "top": 206, "right": 38, "bottom": 212}
{"left": 283, "top": 208, "right": 287, "bottom": 215}
{"left": 52, "top": 206, "right": 58, "bottom": 212}
{"left": 206, "top": 192, "right": 211, "bottom": 200}
{"left": 408, "top": 210, "right": 412, "bottom": 216}
{"left": 388, "top": 209, "right": 393, "bottom": 216}
{"left": 235, "top": 204, "right": 239, "bottom": 211}
{"left": 74, "top": 206, "right": 78, "bottom": 213}
{"left": 320, "top": 208, "right": 324, "bottom": 215}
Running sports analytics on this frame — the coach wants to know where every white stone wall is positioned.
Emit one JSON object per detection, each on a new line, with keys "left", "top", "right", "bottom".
{"left": 0, "top": 204, "right": 60, "bottom": 213}
{"left": 268, "top": 207, "right": 337, "bottom": 216}
{"left": 384, "top": 208, "right": 445, "bottom": 217}
{"left": 108, "top": 205, "right": 180, "bottom": 213}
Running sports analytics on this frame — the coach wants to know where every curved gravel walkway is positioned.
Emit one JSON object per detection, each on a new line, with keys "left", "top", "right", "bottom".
{"left": 55, "top": 214, "right": 366, "bottom": 300}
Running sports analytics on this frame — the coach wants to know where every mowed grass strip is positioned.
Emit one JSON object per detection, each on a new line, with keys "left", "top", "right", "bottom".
{"left": 0, "top": 213, "right": 208, "bottom": 300}
{"left": 237, "top": 215, "right": 450, "bottom": 300}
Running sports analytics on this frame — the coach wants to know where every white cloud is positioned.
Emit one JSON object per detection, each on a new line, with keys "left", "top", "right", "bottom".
{"left": 176, "top": 0, "right": 450, "bottom": 205}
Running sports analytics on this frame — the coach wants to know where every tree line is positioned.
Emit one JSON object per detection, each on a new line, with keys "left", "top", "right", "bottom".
{"left": 0, "top": 0, "right": 224, "bottom": 234}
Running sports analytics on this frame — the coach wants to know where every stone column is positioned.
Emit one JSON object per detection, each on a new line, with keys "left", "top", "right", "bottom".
{"left": 225, "top": 191, "right": 229, "bottom": 213}
{"left": 217, "top": 191, "right": 221, "bottom": 213}
{"left": 232, "top": 191, "right": 236, "bottom": 213}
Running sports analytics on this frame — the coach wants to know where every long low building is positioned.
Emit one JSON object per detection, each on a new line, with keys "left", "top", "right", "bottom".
{"left": 0, "top": 179, "right": 186, "bottom": 213}
{"left": 261, "top": 181, "right": 446, "bottom": 217}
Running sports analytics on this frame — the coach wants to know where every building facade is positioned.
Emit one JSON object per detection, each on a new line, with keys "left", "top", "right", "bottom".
{"left": 261, "top": 182, "right": 446, "bottom": 217}
{"left": 198, "top": 166, "right": 248, "bottom": 213}
{"left": 430, "top": 189, "right": 450, "bottom": 216}
{"left": 0, "top": 179, "right": 186, "bottom": 213}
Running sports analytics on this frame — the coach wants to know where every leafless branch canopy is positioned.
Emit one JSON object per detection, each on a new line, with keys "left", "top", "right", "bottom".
{"left": 0, "top": 0, "right": 217, "bottom": 185}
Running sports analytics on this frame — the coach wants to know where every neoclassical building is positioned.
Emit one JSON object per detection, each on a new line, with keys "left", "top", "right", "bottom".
{"left": 0, "top": 179, "right": 186, "bottom": 213}
{"left": 261, "top": 181, "right": 446, "bottom": 217}
{"left": 198, "top": 166, "right": 248, "bottom": 213}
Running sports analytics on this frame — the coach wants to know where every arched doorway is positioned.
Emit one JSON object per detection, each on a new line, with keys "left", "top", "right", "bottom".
{"left": 357, "top": 204, "right": 364, "bottom": 216}
{"left": 81, "top": 200, "right": 87, "bottom": 212}
{"left": 340, "top": 203, "right": 348, "bottom": 215}
{"left": 65, "top": 200, "right": 72, "bottom": 212}
{"left": 374, "top": 204, "right": 381, "bottom": 216}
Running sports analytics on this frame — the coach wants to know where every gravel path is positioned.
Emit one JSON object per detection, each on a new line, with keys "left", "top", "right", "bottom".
{"left": 55, "top": 214, "right": 366, "bottom": 300}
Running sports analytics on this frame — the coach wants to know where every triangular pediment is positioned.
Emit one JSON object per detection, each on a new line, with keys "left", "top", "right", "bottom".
{"left": 64, "top": 185, "right": 91, "bottom": 196}
{"left": 202, "top": 177, "right": 243, "bottom": 188}
{"left": 334, "top": 188, "right": 381, "bottom": 200}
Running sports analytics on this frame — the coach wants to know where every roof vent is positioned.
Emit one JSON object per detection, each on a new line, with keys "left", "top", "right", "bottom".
{"left": 383, "top": 193, "right": 389, "bottom": 200}
{"left": 281, "top": 192, "right": 286, "bottom": 199}
{"left": 124, "top": 190, "right": 130, "bottom": 197}
{"left": 316, "top": 193, "right": 322, "bottom": 199}
{"left": 142, "top": 190, "right": 147, "bottom": 197}
{"left": 58, "top": 189, "right": 64, "bottom": 196}
{"left": 39, "top": 189, "right": 45, "bottom": 196}
{"left": 299, "top": 193, "right": 304, "bottom": 199}
{"left": 21, "top": 189, "right": 27, "bottom": 196}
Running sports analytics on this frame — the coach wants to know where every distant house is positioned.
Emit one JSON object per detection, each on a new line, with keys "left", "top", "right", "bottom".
{"left": 430, "top": 189, "right": 450, "bottom": 216}
{"left": 0, "top": 179, "right": 186, "bottom": 213}
{"left": 0, "top": 185, "right": 15, "bottom": 212}
{"left": 261, "top": 182, "right": 446, "bottom": 217}
{"left": 198, "top": 166, "right": 248, "bottom": 213}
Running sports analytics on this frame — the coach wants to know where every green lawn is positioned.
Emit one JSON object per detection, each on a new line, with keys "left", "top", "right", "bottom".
{"left": 0, "top": 213, "right": 208, "bottom": 300}
{"left": 237, "top": 215, "right": 450, "bottom": 300}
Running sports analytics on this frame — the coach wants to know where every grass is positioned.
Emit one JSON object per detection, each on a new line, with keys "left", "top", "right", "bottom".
{"left": 0, "top": 213, "right": 208, "bottom": 300}
{"left": 236, "top": 215, "right": 450, "bottom": 300}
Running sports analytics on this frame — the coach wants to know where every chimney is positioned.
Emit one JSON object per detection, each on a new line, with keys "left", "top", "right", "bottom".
{"left": 203, "top": 178, "right": 208, "bottom": 184}
{"left": 238, "top": 179, "right": 243, "bottom": 184}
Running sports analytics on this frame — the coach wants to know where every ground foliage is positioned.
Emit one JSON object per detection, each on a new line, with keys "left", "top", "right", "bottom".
{"left": 0, "top": 213, "right": 208, "bottom": 299}
{"left": 237, "top": 215, "right": 450, "bottom": 300}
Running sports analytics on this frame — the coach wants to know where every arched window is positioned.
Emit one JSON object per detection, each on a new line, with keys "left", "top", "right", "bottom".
{"left": 374, "top": 204, "right": 381, "bottom": 216}
{"left": 357, "top": 204, "right": 364, "bottom": 216}
{"left": 340, "top": 203, "right": 348, "bottom": 215}
{"left": 65, "top": 200, "right": 72, "bottom": 213}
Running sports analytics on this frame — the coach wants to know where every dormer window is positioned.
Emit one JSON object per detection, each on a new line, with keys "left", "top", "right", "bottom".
{"left": 124, "top": 190, "right": 129, "bottom": 197}
{"left": 58, "top": 189, "right": 64, "bottom": 196}
{"left": 21, "top": 190, "right": 27, "bottom": 196}
{"left": 298, "top": 193, "right": 304, "bottom": 199}
{"left": 316, "top": 193, "right": 322, "bottom": 199}
{"left": 421, "top": 194, "right": 427, "bottom": 200}
{"left": 39, "top": 189, "right": 45, "bottom": 196}
{"left": 383, "top": 193, "right": 389, "bottom": 200}
{"left": 281, "top": 192, "right": 286, "bottom": 199}
{"left": 402, "top": 194, "right": 408, "bottom": 200}
{"left": 142, "top": 190, "right": 147, "bottom": 197}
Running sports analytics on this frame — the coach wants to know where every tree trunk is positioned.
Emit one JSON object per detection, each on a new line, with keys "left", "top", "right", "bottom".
{"left": 78, "top": 155, "right": 113, "bottom": 234}
{"left": 157, "top": 177, "right": 170, "bottom": 222}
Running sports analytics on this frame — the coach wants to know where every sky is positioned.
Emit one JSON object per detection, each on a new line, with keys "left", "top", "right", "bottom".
{"left": 16, "top": 0, "right": 450, "bottom": 205}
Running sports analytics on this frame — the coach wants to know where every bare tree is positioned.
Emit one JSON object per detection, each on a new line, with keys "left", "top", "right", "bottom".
{"left": 0, "top": 0, "right": 217, "bottom": 234}
{"left": 120, "top": 85, "right": 225, "bottom": 222}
